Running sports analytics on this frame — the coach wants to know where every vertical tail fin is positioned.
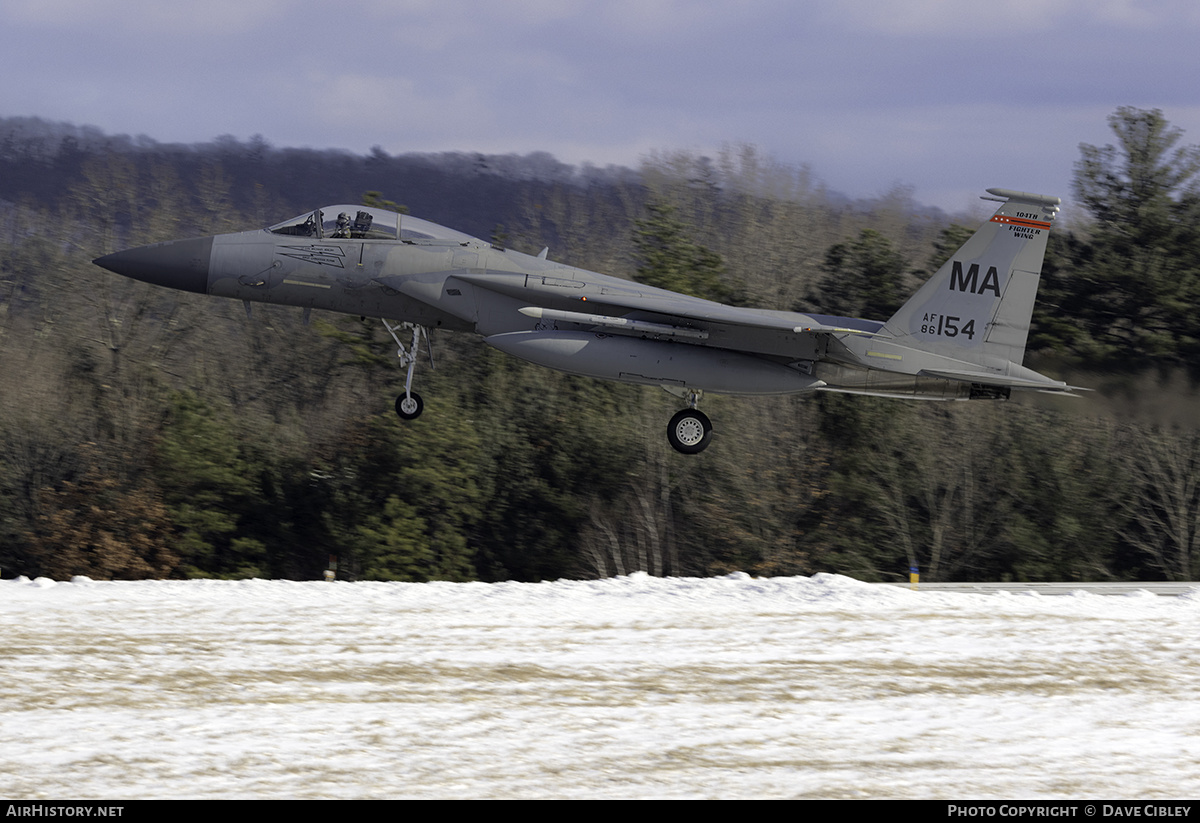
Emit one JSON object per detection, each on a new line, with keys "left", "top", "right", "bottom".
{"left": 882, "top": 188, "right": 1060, "bottom": 367}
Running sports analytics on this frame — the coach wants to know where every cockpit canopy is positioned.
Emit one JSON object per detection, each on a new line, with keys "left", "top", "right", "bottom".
{"left": 268, "top": 205, "right": 481, "bottom": 244}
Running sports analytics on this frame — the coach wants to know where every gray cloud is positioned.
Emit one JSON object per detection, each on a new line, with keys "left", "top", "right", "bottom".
{"left": 4, "top": 0, "right": 1199, "bottom": 212}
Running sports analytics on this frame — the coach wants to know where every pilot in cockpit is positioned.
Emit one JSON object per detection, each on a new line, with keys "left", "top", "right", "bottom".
{"left": 332, "top": 212, "right": 352, "bottom": 238}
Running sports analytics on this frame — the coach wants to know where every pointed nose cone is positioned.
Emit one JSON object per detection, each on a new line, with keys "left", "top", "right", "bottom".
{"left": 93, "top": 236, "right": 214, "bottom": 294}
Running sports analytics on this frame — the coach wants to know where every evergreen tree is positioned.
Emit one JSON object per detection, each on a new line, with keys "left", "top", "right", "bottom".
{"left": 809, "top": 229, "right": 907, "bottom": 319}
{"left": 1053, "top": 107, "right": 1200, "bottom": 367}
{"left": 154, "top": 391, "right": 258, "bottom": 577}
{"left": 631, "top": 199, "right": 740, "bottom": 303}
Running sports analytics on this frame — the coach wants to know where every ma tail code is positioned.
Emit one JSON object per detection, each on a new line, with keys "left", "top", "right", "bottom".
{"left": 950, "top": 262, "right": 1001, "bottom": 296}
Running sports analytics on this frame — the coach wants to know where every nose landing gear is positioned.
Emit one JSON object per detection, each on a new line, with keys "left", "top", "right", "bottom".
{"left": 383, "top": 319, "right": 432, "bottom": 421}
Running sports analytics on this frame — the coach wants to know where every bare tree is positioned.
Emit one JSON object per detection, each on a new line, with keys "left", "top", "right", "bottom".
{"left": 1119, "top": 425, "right": 1200, "bottom": 581}
{"left": 865, "top": 404, "right": 1010, "bottom": 581}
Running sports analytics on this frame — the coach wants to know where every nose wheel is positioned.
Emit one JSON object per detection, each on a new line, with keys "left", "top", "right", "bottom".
{"left": 395, "top": 392, "right": 424, "bottom": 420}
{"left": 667, "top": 408, "right": 712, "bottom": 454}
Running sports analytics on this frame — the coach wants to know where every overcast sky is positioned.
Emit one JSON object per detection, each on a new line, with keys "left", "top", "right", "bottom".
{"left": 3, "top": 0, "right": 1199, "bottom": 215}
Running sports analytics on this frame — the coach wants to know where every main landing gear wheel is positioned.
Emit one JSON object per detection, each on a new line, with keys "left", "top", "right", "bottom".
{"left": 395, "top": 392, "right": 424, "bottom": 420}
{"left": 667, "top": 408, "right": 713, "bottom": 454}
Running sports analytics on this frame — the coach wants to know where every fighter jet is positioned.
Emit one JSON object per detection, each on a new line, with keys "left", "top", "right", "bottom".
{"left": 94, "top": 187, "right": 1077, "bottom": 454}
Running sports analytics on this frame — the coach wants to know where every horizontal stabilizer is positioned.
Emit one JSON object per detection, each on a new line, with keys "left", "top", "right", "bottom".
{"left": 919, "top": 368, "right": 1085, "bottom": 393}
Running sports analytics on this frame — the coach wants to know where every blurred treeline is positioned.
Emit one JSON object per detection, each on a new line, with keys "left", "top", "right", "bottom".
{"left": 2, "top": 107, "right": 1199, "bottom": 583}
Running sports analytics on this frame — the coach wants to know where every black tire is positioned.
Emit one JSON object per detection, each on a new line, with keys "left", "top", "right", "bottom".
{"left": 395, "top": 392, "right": 424, "bottom": 420}
{"left": 667, "top": 408, "right": 712, "bottom": 454}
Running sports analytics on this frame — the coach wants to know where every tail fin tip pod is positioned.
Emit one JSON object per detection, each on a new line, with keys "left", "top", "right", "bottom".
{"left": 882, "top": 187, "right": 1060, "bottom": 368}
{"left": 983, "top": 187, "right": 1062, "bottom": 207}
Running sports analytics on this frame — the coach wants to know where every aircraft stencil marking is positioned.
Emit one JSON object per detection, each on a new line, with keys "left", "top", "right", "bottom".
{"left": 277, "top": 245, "right": 346, "bottom": 268}
{"left": 920, "top": 314, "right": 976, "bottom": 339}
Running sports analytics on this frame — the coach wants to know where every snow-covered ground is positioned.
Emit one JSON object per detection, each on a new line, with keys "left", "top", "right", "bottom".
{"left": 2, "top": 573, "right": 1198, "bottom": 799}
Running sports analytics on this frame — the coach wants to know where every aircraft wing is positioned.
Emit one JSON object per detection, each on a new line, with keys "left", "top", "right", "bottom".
{"left": 450, "top": 272, "right": 880, "bottom": 337}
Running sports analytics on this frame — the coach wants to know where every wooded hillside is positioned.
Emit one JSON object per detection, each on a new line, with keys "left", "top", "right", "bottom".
{"left": 2, "top": 107, "right": 1199, "bottom": 582}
